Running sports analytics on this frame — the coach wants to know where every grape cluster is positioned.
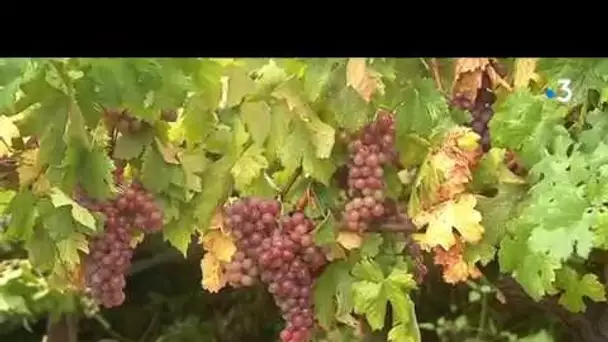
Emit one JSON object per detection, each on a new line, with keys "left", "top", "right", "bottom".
{"left": 81, "top": 165, "right": 164, "bottom": 308}
{"left": 224, "top": 198, "right": 327, "bottom": 342}
{"left": 103, "top": 108, "right": 148, "bottom": 135}
{"left": 405, "top": 235, "right": 427, "bottom": 283}
{"left": 342, "top": 112, "right": 396, "bottom": 233}
{"left": 224, "top": 251, "right": 259, "bottom": 288}
{"left": 470, "top": 74, "right": 496, "bottom": 152}
{"left": 451, "top": 73, "right": 497, "bottom": 152}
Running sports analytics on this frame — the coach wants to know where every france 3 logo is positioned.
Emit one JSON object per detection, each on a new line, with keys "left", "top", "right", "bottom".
{"left": 545, "top": 79, "right": 573, "bottom": 103}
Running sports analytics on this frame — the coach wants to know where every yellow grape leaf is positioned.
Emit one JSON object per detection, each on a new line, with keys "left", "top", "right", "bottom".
{"left": 326, "top": 243, "right": 347, "bottom": 261}
{"left": 513, "top": 58, "right": 540, "bottom": 89}
{"left": 346, "top": 58, "right": 380, "bottom": 103}
{"left": 130, "top": 230, "right": 145, "bottom": 248}
{"left": 201, "top": 230, "right": 236, "bottom": 262}
{"left": 418, "top": 126, "right": 481, "bottom": 209}
{"left": 0, "top": 115, "right": 19, "bottom": 156}
{"left": 17, "top": 148, "right": 42, "bottom": 188}
{"left": 337, "top": 231, "right": 363, "bottom": 250}
{"left": 201, "top": 252, "right": 227, "bottom": 293}
{"left": 208, "top": 208, "right": 225, "bottom": 231}
{"left": 413, "top": 193, "right": 484, "bottom": 250}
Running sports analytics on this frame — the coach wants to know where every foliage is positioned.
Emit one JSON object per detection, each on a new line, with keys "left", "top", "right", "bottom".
{"left": 0, "top": 57, "right": 607, "bottom": 341}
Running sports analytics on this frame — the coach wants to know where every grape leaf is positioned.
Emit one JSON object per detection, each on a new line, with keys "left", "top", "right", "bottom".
{"left": 225, "top": 65, "right": 255, "bottom": 107}
{"left": 313, "top": 261, "right": 351, "bottom": 329}
{"left": 302, "top": 58, "right": 340, "bottom": 102}
{"left": 361, "top": 233, "right": 383, "bottom": 257}
{"left": 273, "top": 82, "right": 335, "bottom": 159}
{"left": 6, "top": 190, "right": 38, "bottom": 240}
{"left": 499, "top": 231, "right": 559, "bottom": 301}
{"left": 200, "top": 252, "right": 226, "bottom": 293}
{"left": 266, "top": 101, "right": 294, "bottom": 162}
{"left": 201, "top": 230, "right": 236, "bottom": 263}
{"left": 555, "top": 267, "right": 606, "bottom": 312}
{"left": 395, "top": 78, "right": 449, "bottom": 143}
{"left": 78, "top": 146, "right": 114, "bottom": 200}
{"left": 231, "top": 145, "right": 269, "bottom": 191}
{"left": 56, "top": 232, "right": 88, "bottom": 267}
{"left": 25, "top": 227, "right": 56, "bottom": 271}
{"left": 194, "top": 156, "right": 235, "bottom": 231}
{"left": 352, "top": 280, "right": 387, "bottom": 331}
{"left": 314, "top": 216, "right": 338, "bottom": 246}
{"left": 489, "top": 89, "right": 568, "bottom": 167}
{"left": 181, "top": 95, "right": 217, "bottom": 145}
{"left": 352, "top": 259, "right": 385, "bottom": 283}
{"left": 113, "top": 129, "right": 154, "bottom": 160}
{"left": 328, "top": 84, "right": 373, "bottom": 132}
{"left": 240, "top": 100, "right": 271, "bottom": 146}
{"left": 164, "top": 214, "right": 195, "bottom": 256}
{"left": 49, "top": 187, "right": 96, "bottom": 230}
{"left": 141, "top": 144, "right": 172, "bottom": 194}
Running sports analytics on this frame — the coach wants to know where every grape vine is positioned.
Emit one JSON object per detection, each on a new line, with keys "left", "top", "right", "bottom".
{"left": 2, "top": 57, "right": 608, "bottom": 342}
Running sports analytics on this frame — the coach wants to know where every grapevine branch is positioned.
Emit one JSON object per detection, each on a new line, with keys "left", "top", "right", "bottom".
{"left": 279, "top": 166, "right": 303, "bottom": 200}
{"left": 429, "top": 58, "right": 444, "bottom": 93}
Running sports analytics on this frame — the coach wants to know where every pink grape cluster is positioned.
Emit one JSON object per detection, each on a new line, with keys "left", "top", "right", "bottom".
{"left": 224, "top": 197, "right": 328, "bottom": 342}
{"left": 342, "top": 111, "right": 396, "bottom": 233}
{"left": 81, "top": 164, "right": 165, "bottom": 308}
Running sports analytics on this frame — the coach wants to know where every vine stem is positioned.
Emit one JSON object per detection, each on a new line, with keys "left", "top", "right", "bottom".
{"left": 279, "top": 166, "right": 303, "bottom": 200}
{"left": 429, "top": 58, "right": 444, "bottom": 93}
{"left": 94, "top": 314, "right": 136, "bottom": 342}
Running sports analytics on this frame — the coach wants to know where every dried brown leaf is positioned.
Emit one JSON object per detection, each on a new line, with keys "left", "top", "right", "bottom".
{"left": 346, "top": 58, "right": 380, "bottom": 103}
{"left": 513, "top": 58, "right": 539, "bottom": 89}
{"left": 336, "top": 231, "right": 363, "bottom": 250}
{"left": 487, "top": 65, "right": 513, "bottom": 92}
{"left": 453, "top": 58, "right": 490, "bottom": 76}
{"left": 201, "top": 253, "right": 227, "bottom": 293}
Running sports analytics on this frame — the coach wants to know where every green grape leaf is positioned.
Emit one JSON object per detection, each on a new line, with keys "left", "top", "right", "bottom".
{"left": 141, "top": 145, "right": 172, "bottom": 194}
{"left": 225, "top": 65, "right": 256, "bottom": 107}
{"left": 352, "top": 259, "right": 385, "bottom": 283}
{"left": 361, "top": 233, "right": 383, "bottom": 257}
{"left": 181, "top": 95, "right": 217, "bottom": 145}
{"left": 240, "top": 100, "right": 271, "bottom": 146}
{"left": 164, "top": 214, "right": 196, "bottom": 256}
{"left": 231, "top": 145, "right": 269, "bottom": 191}
{"left": 273, "top": 81, "right": 335, "bottom": 159}
{"left": 78, "top": 146, "right": 115, "bottom": 200}
{"left": 49, "top": 187, "right": 96, "bottom": 230}
{"left": 314, "top": 216, "right": 338, "bottom": 246}
{"left": 395, "top": 78, "right": 449, "bottom": 141}
{"left": 302, "top": 150, "right": 337, "bottom": 186}
{"left": 6, "top": 190, "right": 38, "bottom": 240}
{"left": 352, "top": 280, "right": 387, "bottom": 331}
{"left": 302, "top": 58, "right": 340, "bottom": 103}
{"left": 113, "top": 129, "right": 154, "bottom": 160}
{"left": 489, "top": 89, "right": 568, "bottom": 167}
{"left": 555, "top": 267, "right": 606, "bottom": 312}
{"left": 56, "top": 232, "right": 89, "bottom": 267}
{"left": 25, "top": 227, "right": 56, "bottom": 271}
{"left": 313, "top": 261, "right": 351, "bottom": 329}
{"left": 194, "top": 156, "right": 235, "bottom": 230}
{"left": 386, "top": 268, "right": 416, "bottom": 290}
